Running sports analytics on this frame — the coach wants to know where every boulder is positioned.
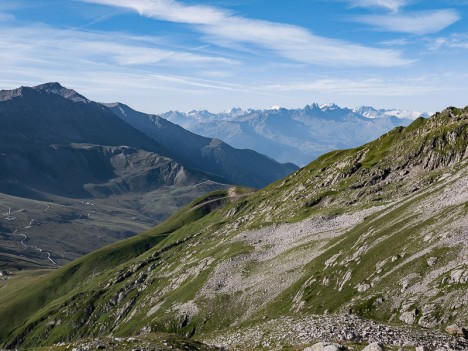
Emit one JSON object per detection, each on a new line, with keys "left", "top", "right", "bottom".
{"left": 400, "top": 310, "right": 417, "bottom": 325}
{"left": 446, "top": 324, "right": 468, "bottom": 338}
{"left": 304, "top": 342, "right": 347, "bottom": 351}
{"left": 363, "top": 342, "right": 384, "bottom": 351}
{"left": 449, "top": 269, "right": 468, "bottom": 284}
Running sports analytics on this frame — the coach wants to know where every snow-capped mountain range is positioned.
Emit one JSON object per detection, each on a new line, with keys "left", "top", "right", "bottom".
{"left": 162, "top": 104, "right": 429, "bottom": 166}
{"left": 352, "top": 105, "right": 430, "bottom": 120}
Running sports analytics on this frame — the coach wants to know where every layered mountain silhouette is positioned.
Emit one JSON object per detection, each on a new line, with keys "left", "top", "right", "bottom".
{"left": 162, "top": 104, "right": 425, "bottom": 166}
{"left": 0, "top": 83, "right": 297, "bottom": 198}
{"left": 105, "top": 102, "right": 297, "bottom": 189}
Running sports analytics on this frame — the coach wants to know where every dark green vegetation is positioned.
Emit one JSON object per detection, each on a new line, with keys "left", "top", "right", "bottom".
{"left": 0, "top": 107, "right": 467, "bottom": 350}
{"left": 0, "top": 83, "right": 295, "bottom": 270}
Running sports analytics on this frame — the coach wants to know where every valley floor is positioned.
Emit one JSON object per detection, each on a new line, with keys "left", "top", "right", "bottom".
{"left": 0, "top": 181, "right": 225, "bottom": 271}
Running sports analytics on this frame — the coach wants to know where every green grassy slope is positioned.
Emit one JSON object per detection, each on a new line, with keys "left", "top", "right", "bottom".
{"left": 0, "top": 189, "right": 242, "bottom": 346}
{"left": 1, "top": 107, "right": 467, "bottom": 349}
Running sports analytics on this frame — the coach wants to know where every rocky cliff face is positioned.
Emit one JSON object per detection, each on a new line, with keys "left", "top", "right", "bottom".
{"left": 1, "top": 107, "right": 467, "bottom": 350}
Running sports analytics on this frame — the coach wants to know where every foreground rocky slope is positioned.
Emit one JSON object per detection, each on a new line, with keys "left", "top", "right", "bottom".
{"left": 206, "top": 314, "right": 467, "bottom": 350}
{"left": 0, "top": 107, "right": 467, "bottom": 350}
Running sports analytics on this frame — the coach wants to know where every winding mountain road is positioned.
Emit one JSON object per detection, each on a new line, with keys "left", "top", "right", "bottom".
{"left": 3, "top": 204, "right": 59, "bottom": 267}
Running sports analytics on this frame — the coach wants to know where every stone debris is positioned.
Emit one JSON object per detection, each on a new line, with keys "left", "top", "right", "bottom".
{"left": 205, "top": 314, "right": 468, "bottom": 351}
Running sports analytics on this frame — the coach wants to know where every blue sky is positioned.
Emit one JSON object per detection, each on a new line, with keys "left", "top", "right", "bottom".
{"left": 0, "top": 0, "right": 467, "bottom": 113}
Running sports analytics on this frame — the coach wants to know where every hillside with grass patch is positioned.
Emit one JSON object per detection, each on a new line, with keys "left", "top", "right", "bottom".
{"left": 1, "top": 108, "right": 467, "bottom": 350}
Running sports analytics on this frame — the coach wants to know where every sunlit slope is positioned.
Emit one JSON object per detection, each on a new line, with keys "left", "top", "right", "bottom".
{"left": 1, "top": 107, "right": 467, "bottom": 349}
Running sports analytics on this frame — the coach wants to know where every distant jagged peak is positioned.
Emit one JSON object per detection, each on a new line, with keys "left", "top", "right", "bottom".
{"left": 188, "top": 108, "right": 215, "bottom": 118}
{"left": 269, "top": 104, "right": 282, "bottom": 111}
{"left": 224, "top": 107, "right": 244, "bottom": 115}
{"left": 319, "top": 102, "right": 340, "bottom": 110}
{"left": 33, "top": 82, "right": 89, "bottom": 103}
{"left": 304, "top": 103, "right": 321, "bottom": 111}
{"left": 353, "top": 105, "right": 380, "bottom": 118}
{"left": 353, "top": 105, "right": 429, "bottom": 120}
{"left": 0, "top": 85, "right": 28, "bottom": 101}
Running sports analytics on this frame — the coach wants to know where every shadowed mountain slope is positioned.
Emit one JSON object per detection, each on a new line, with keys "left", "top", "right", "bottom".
{"left": 0, "top": 83, "right": 187, "bottom": 198}
{"left": 104, "top": 102, "right": 298, "bottom": 189}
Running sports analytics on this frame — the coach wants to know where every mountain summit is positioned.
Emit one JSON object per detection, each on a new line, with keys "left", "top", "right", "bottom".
{"left": 34, "top": 82, "right": 90, "bottom": 103}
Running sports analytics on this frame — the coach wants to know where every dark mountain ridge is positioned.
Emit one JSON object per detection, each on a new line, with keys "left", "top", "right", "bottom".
{"left": 0, "top": 85, "right": 188, "bottom": 198}
{"left": 0, "top": 83, "right": 297, "bottom": 197}
{"left": 0, "top": 83, "right": 296, "bottom": 271}
{"left": 105, "top": 102, "right": 298, "bottom": 189}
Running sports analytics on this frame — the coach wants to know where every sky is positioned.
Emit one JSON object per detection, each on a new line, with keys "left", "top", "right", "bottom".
{"left": 0, "top": 0, "right": 467, "bottom": 113}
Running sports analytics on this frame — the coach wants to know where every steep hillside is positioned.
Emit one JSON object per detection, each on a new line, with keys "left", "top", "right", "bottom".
{"left": 104, "top": 102, "right": 298, "bottom": 189}
{"left": 1, "top": 107, "right": 467, "bottom": 350}
{"left": 162, "top": 104, "right": 416, "bottom": 166}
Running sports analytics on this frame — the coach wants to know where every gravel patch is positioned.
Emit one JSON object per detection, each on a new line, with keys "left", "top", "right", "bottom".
{"left": 204, "top": 314, "right": 468, "bottom": 350}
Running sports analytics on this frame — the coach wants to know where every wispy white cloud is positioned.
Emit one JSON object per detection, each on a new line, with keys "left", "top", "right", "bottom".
{"left": 263, "top": 76, "right": 452, "bottom": 96}
{"left": 380, "top": 37, "right": 411, "bottom": 46}
{"left": 0, "top": 25, "right": 236, "bottom": 68}
{"left": 426, "top": 33, "right": 468, "bottom": 50}
{"left": 80, "top": 0, "right": 228, "bottom": 26}
{"left": 345, "top": 0, "right": 408, "bottom": 12}
{"left": 0, "top": 23, "right": 272, "bottom": 107}
{"left": 354, "top": 9, "right": 460, "bottom": 34}
{"left": 0, "top": 12, "right": 15, "bottom": 21}
{"left": 80, "top": 0, "right": 411, "bottom": 67}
